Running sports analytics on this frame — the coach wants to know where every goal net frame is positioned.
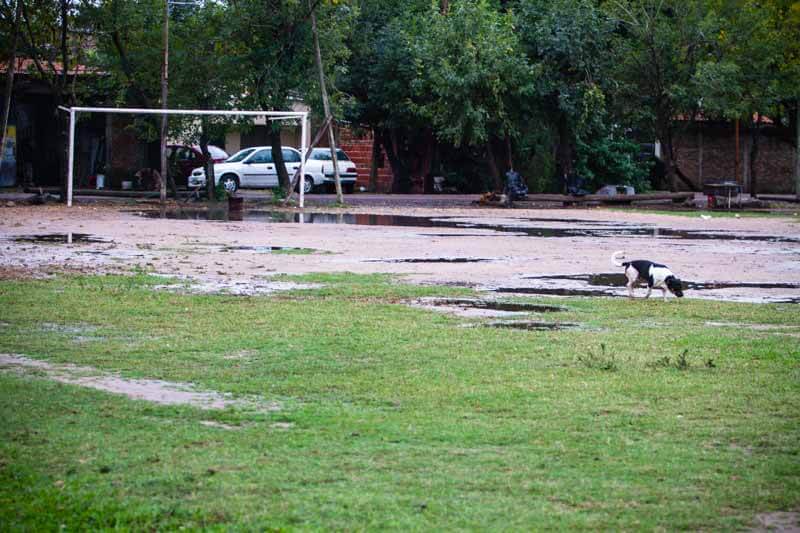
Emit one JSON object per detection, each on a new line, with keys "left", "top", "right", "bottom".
{"left": 62, "top": 106, "right": 310, "bottom": 207}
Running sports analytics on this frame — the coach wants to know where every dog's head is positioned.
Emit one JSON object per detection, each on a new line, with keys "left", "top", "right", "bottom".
{"left": 665, "top": 276, "right": 684, "bottom": 297}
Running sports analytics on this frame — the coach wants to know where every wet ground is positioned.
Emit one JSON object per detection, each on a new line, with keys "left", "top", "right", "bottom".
{"left": 138, "top": 209, "right": 800, "bottom": 244}
{"left": 491, "top": 273, "right": 800, "bottom": 303}
{"left": 1, "top": 202, "right": 799, "bottom": 303}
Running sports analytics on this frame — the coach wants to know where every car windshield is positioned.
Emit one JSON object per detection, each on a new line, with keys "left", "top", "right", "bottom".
{"left": 311, "top": 149, "right": 350, "bottom": 161}
{"left": 226, "top": 148, "right": 256, "bottom": 163}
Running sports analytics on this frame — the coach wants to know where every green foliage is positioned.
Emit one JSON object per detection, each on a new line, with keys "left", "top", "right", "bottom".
{"left": 408, "top": 1, "right": 536, "bottom": 147}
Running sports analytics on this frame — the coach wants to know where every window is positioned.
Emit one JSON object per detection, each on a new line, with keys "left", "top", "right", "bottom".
{"left": 226, "top": 148, "right": 256, "bottom": 163}
{"left": 248, "top": 149, "right": 273, "bottom": 164}
{"left": 311, "top": 148, "right": 350, "bottom": 161}
{"left": 282, "top": 148, "right": 301, "bottom": 163}
{"left": 177, "top": 147, "right": 198, "bottom": 162}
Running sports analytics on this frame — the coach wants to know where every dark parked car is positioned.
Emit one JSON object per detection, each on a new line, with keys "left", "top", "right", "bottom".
{"left": 167, "top": 144, "right": 228, "bottom": 187}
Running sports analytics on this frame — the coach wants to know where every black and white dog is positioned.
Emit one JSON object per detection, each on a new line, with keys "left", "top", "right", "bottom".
{"left": 612, "top": 251, "right": 684, "bottom": 301}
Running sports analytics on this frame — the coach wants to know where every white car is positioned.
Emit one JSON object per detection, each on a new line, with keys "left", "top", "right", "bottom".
{"left": 189, "top": 146, "right": 358, "bottom": 194}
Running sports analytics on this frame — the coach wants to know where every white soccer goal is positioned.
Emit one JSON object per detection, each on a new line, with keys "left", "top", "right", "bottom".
{"left": 60, "top": 106, "right": 309, "bottom": 207}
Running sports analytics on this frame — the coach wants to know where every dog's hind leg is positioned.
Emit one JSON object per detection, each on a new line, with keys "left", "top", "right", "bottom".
{"left": 644, "top": 286, "right": 652, "bottom": 299}
{"left": 625, "top": 268, "right": 638, "bottom": 298}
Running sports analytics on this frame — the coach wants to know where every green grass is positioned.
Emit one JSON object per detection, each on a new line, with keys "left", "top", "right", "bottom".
{"left": 0, "top": 273, "right": 798, "bottom": 530}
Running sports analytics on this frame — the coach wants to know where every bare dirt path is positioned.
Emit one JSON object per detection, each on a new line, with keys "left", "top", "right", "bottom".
{"left": 1, "top": 199, "right": 799, "bottom": 302}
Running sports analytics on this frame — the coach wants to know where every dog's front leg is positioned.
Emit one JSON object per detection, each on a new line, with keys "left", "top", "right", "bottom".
{"left": 661, "top": 287, "right": 668, "bottom": 301}
{"left": 644, "top": 286, "right": 652, "bottom": 299}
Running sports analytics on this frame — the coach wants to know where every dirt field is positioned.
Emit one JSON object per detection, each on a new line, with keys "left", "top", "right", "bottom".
{"left": 1, "top": 198, "right": 799, "bottom": 303}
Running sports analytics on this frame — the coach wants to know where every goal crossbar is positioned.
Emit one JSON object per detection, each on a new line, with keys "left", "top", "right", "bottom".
{"left": 61, "top": 106, "right": 309, "bottom": 207}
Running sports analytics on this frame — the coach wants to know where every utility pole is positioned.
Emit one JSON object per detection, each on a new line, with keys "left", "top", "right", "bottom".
{"left": 159, "top": 0, "right": 169, "bottom": 204}
{"left": 309, "top": 0, "right": 343, "bottom": 203}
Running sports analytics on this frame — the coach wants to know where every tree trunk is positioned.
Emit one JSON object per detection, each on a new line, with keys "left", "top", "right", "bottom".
{"left": 440, "top": 0, "right": 449, "bottom": 14}
{"left": 486, "top": 139, "right": 501, "bottom": 191}
{"left": 309, "top": 1, "right": 343, "bottom": 202}
{"left": 380, "top": 128, "right": 411, "bottom": 193}
{"left": 0, "top": 0, "right": 22, "bottom": 173}
{"left": 269, "top": 123, "right": 290, "bottom": 192}
{"left": 749, "top": 115, "right": 761, "bottom": 198}
{"left": 159, "top": 0, "right": 169, "bottom": 204}
{"left": 556, "top": 113, "right": 573, "bottom": 192}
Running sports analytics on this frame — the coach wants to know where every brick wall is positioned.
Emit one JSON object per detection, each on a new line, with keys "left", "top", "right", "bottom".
{"left": 337, "top": 127, "right": 394, "bottom": 192}
{"left": 674, "top": 121, "right": 794, "bottom": 194}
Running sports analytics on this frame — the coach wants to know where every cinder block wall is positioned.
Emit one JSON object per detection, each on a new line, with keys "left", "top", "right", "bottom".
{"left": 338, "top": 128, "right": 394, "bottom": 192}
{"left": 674, "top": 121, "right": 794, "bottom": 194}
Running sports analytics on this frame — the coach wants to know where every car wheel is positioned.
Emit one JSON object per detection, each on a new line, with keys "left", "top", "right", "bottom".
{"left": 219, "top": 174, "right": 238, "bottom": 194}
{"left": 342, "top": 183, "right": 355, "bottom": 194}
{"left": 298, "top": 175, "right": 314, "bottom": 194}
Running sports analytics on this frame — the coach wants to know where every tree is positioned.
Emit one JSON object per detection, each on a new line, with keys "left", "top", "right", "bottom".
{"left": 344, "top": 0, "right": 534, "bottom": 192}
{"left": 691, "top": 0, "right": 784, "bottom": 196}
{"left": 168, "top": 1, "right": 243, "bottom": 200}
{"left": 605, "top": 0, "right": 718, "bottom": 191}
{"left": 515, "top": 0, "right": 614, "bottom": 189}
{"left": 411, "top": 0, "right": 536, "bottom": 189}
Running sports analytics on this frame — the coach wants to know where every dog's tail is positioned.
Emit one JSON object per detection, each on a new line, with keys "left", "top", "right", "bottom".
{"left": 611, "top": 250, "right": 627, "bottom": 267}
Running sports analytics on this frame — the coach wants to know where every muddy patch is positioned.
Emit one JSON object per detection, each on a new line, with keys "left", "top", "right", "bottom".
{"left": 705, "top": 321, "right": 800, "bottom": 331}
{"left": 753, "top": 511, "right": 799, "bottom": 532}
{"left": 10, "top": 233, "right": 108, "bottom": 244}
{"left": 411, "top": 297, "right": 565, "bottom": 318}
{"left": 0, "top": 353, "right": 279, "bottom": 411}
{"left": 200, "top": 420, "right": 243, "bottom": 431}
{"left": 152, "top": 275, "right": 323, "bottom": 296}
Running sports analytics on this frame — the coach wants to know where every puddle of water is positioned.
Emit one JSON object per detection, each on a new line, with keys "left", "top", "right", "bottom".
{"left": 484, "top": 320, "right": 577, "bottom": 331}
{"left": 525, "top": 273, "right": 800, "bottom": 292}
{"left": 222, "top": 245, "right": 303, "bottom": 253}
{"left": 411, "top": 298, "right": 566, "bottom": 318}
{"left": 424, "top": 298, "right": 564, "bottom": 313}
{"left": 135, "top": 210, "right": 800, "bottom": 243}
{"left": 367, "top": 258, "right": 492, "bottom": 264}
{"left": 494, "top": 286, "right": 616, "bottom": 297}
{"left": 10, "top": 233, "right": 107, "bottom": 244}
{"left": 497, "top": 274, "right": 800, "bottom": 303}
{"left": 0, "top": 353, "right": 279, "bottom": 411}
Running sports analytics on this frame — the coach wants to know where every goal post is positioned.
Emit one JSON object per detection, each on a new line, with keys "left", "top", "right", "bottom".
{"left": 60, "top": 106, "right": 310, "bottom": 207}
